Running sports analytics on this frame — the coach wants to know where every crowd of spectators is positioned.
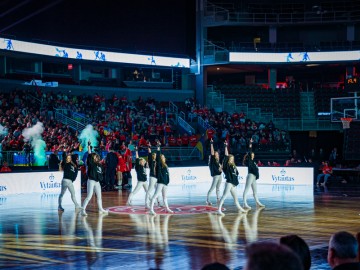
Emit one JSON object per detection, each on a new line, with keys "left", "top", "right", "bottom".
{"left": 0, "top": 88, "right": 292, "bottom": 167}
{"left": 0, "top": 89, "right": 180, "bottom": 155}
{"left": 181, "top": 99, "right": 291, "bottom": 153}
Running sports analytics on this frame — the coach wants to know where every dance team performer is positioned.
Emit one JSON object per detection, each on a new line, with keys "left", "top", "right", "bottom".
{"left": 206, "top": 138, "right": 223, "bottom": 206}
{"left": 149, "top": 140, "right": 173, "bottom": 215}
{"left": 126, "top": 146, "right": 148, "bottom": 205}
{"left": 58, "top": 154, "right": 82, "bottom": 211}
{"left": 242, "top": 138, "right": 265, "bottom": 210}
{"left": 81, "top": 142, "right": 108, "bottom": 216}
{"left": 217, "top": 141, "right": 246, "bottom": 216}
{"left": 145, "top": 143, "right": 162, "bottom": 208}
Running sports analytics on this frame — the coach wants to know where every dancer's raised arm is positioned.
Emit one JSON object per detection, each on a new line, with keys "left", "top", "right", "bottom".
{"left": 210, "top": 138, "right": 215, "bottom": 155}
{"left": 224, "top": 140, "right": 229, "bottom": 156}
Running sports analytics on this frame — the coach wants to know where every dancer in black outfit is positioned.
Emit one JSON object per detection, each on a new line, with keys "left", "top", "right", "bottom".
{"left": 149, "top": 140, "right": 173, "bottom": 215}
{"left": 81, "top": 143, "right": 108, "bottom": 216}
{"left": 58, "top": 154, "right": 82, "bottom": 211}
{"left": 217, "top": 141, "right": 246, "bottom": 216}
{"left": 243, "top": 138, "right": 265, "bottom": 210}
{"left": 206, "top": 138, "right": 223, "bottom": 205}
{"left": 126, "top": 146, "right": 149, "bottom": 205}
{"left": 145, "top": 142, "right": 162, "bottom": 208}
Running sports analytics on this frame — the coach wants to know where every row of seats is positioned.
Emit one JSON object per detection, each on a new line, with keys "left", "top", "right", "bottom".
{"left": 314, "top": 88, "right": 348, "bottom": 115}
{"left": 218, "top": 86, "right": 301, "bottom": 118}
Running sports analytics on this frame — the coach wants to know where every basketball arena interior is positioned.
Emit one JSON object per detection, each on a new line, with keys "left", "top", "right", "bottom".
{"left": 1, "top": 0, "right": 360, "bottom": 269}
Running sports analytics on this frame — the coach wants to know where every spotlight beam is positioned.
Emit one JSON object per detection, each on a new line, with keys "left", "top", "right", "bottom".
{"left": 0, "top": 0, "right": 32, "bottom": 18}
{"left": 0, "top": 0, "right": 63, "bottom": 33}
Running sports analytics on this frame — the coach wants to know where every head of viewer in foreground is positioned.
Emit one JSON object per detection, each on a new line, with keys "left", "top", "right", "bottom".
{"left": 327, "top": 231, "right": 360, "bottom": 270}
{"left": 244, "top": 241, "right": 303, "bottom": 270}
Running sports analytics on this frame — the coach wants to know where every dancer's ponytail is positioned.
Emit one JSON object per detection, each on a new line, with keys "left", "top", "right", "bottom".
{"left": 242, "top": 153, "right": 249, "bottom": 166}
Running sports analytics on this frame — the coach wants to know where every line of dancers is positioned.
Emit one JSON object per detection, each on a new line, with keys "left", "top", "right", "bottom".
{"left": 127, "top": 140, "right": 173, "bottom": 215}
{"left": 58, "top": 139, "right": 172, "bottom": 216}
{"left": 58, "top": 141, "right": 108, "bottom": 216}
{"left": 58, "top": 138, "right": 264, "bottom": 216}
{"left": 207, "top": 138, "right": 265, "bottom": 216}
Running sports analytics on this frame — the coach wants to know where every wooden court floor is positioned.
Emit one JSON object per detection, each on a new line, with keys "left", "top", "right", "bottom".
{"left": 1, "top": 183, "right": 360, "bottom": 270}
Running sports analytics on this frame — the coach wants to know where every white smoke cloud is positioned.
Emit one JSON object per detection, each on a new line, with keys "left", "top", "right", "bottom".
{"left": 79, "top": 124, "right": 99, "bottom": 150}
{"left": 0, "top": 124, "right": 8, "bottom": 137}
{"left": 22, "top": 122, "right": 46, "bottom": 166}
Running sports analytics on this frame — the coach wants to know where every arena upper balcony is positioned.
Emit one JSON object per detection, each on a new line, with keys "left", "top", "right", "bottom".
{"left": 204, "top": 0, "right": 360, "bottom": 26}
{"left": 0, "top": 35, "right": 195, "bottom": 102}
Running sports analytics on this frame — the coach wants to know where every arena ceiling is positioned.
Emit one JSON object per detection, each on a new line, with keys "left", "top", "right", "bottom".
{"left": 1, "top": 0, "right": 357, "bottom": 77}
{"left": 0, "top": 0, "right": 195, "bottom": 57}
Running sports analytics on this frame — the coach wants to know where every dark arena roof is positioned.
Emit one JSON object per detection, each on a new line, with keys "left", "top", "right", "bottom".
{"left": 0, "top": 0, "right": 195, "bottom": 57}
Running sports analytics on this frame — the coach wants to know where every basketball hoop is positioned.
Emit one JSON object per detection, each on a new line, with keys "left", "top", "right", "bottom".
{"left": 340, "top": 118, "right": 353, "bottom": 129}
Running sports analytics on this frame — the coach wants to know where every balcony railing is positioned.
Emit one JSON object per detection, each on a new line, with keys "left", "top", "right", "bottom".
{"left": 205, "top": 1, "right": 360, "bottom": 26}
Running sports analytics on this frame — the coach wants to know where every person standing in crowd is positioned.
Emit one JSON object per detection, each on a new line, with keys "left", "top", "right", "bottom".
{"left": 329, "top": 147, "right": 339, "bottom": 167}
{"left": 217, "top": 141, "right": 246, "bottom": 216}
{"left": 115, "top": 148, "right": 126, "bottom": 190}
{"left": 81, "top": 142, "right": 108, "bottom": 216}
{"left": 327, "top": 231, "right": 360, "bottom": 270}
{"left": 23, "top": 141, "right": 31, "bottom": 167}
{"left": 105, "top": 147, "right": 118, "bottom": 191}
{"left": 243, "top": 138, "right": 265, "bottom": 210}
{"left": 121, "top": 143, "right": 133, "bottom": 189}
{"left": 149, "top": 140, "right": 173, "bottom": 215}
{"left": 206, "top": 138, "right": 223, "bottom": 206}
{"left": 58, "top": 154, "right": 82, "bottom": 211}
{"left": 69, "top": 148, "right": 79, "bottom": 165}
{"left": 126, "top": 146, "right": 148, "bottom": 205}
{"left": 48, "top": 150, "right": 60, "bottom": 170}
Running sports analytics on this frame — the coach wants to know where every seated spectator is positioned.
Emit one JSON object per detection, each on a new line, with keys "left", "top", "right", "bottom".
{"left": 284, "top": 160, "right": 291, "bottom": 166}
{"left": 168, "top": 134, "right": 177, "bottom": 147}
{"left": 189, "top": 133, "right": 198, "bottom": 147}
{"left": 280, "top": 234, "right": 311, "bottom": 270}
{"left": 327, "top": 231, "right": 360, "bottom": 270}
{"left": 181, "top": 133, "right": 189, "bottom": 146}
{"left": 272, "top": 161, "right": 281, "bottom": 167}
{"left": 244, "top": 241, "right": 303, "bottom": 270}
{"left": 164, "top": 122, "right": 172, "bottom": 135}
{"left": 316, "top": 161, "right": 333, "bottom": 186}
{"left": 0, "top": 161, "right": 12, "bottom": 172}
{"left": 177, "top": 134, "right": 182, "bottom": 147}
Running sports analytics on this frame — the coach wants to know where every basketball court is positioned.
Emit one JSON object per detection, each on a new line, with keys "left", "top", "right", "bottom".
{"left": 1, "top": 168, "right": 360, "bottom": 270}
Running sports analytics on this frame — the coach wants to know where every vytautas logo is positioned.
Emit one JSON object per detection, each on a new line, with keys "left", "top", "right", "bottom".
{"left": 271, "top": 168, "right": 295, "bottom": 183}
{"left": 181, "top": 169, "right": 197, "bottom": 181}
{"left": 40, "top": 173, "right": 61, "bottom": 191}
{"left": 0, "top": 197, "right": 7, "bottom": 204}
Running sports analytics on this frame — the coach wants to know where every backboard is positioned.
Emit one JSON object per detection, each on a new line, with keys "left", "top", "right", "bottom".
{"left": 331, "top": 96, "right": 360, "bottom": 122}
